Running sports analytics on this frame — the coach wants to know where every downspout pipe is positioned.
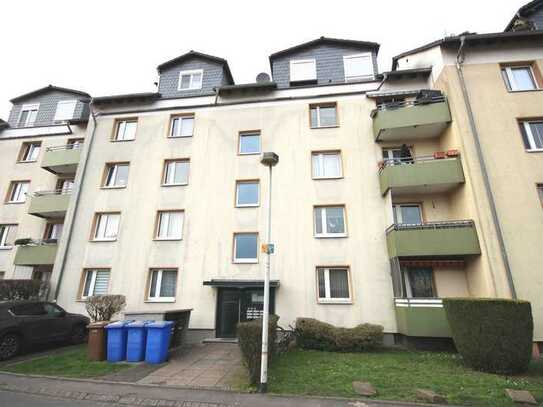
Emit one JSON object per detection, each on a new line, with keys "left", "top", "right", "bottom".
{"left": 53, "top": 103, "right": 100, "bottom": 300}
{"left": 455, "top": 36, "right": 517, "bottom": 299}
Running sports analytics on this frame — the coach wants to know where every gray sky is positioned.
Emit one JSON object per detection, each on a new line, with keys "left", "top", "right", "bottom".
{"left": 0, "top": 0, "right": 526, "bottom": 119}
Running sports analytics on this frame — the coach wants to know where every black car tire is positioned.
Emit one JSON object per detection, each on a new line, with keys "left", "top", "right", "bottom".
{"left": 70, "top": 324, "right": 88, "bottom": 344}
{"left": 0, "top": 333, "right": 21, "bottom": 361}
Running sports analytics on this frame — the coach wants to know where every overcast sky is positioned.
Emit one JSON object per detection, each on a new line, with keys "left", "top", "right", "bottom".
{"left": 0, "top": 0, "right": 526, "bottom": 119}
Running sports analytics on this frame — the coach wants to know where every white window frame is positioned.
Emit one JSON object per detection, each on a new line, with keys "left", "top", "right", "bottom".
{"left": 310, "top": 104, "right": 338, "bottom": 128}
{"left": 235, "top": 180, "right": 260, "bottom": 207}
{"left": 503, "top": 66, "right": 538, "bottom": 92}
{"left": 113, "top": 120, "right": 137, "bottom": 141}
{"left": 0, "top": 224, "right": 16, "bottom": 249}
{"left": 7, "top": 181, "right": 29, "bottom": 203}
{"left": 314, "top": 206, "right": 347, "bottom": 238}
{"left": 19, "top": 142, "right": 41, "bottom": 162}
{"left": 17, "top": 104, "right": 39, "bottom": 127}
{"left": 316, "top": 267, "right": 352, "bottom": 304}
{"left": 103, "top": 163, "right": 129, "bottom": 188}
{"left": 169, "top": 115, "right": 194, "bottom": 138}
{"left": 93, "top": 213, "right": 120, "bottom": 241}
{"left": 54, "top": 100, "right": 77, "bottom": 121}
{"left": 155, "top": 211, "right": 184, "bottom": 240}
{"left": 45, "top": 223, "right": 63, "bottom": 240}
{"left": 147, "top": 269, "right": 177, "bottom": 302}
{"left": 177, "top": 69, "right": 204, "bottom": 91}
{"left": 290, "top": 59, "right": 317, "bottom": 82}
{"left": 522, "top": 121, "right": 543, "bottom": 152}
{"left": 233, "top": 233, "right": 258, "bottom": 264}
{"left": 238, "top": 132, "right": 261, "bottom": 155}
{"left": 81, "top": 269, "right": 110, "bottom": 299}
{"left": 163, "top": 160, "right": 190, "bottom": 186}
{"left": 392, "top": 204, "right": 423, "bottom": 225}
{"left": 312, "top": 151, "right": 342, "bottom": 179}
{"left": 343, "top": 53, "right": 374, "bottom": 82}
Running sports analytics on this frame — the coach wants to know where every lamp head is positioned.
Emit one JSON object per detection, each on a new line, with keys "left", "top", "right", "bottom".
{"left": 260, "top": 152, "right": 279, "bottom": 167}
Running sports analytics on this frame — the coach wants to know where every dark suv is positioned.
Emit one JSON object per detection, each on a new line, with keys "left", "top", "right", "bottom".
{"left": 0, "top": 301, "right": 89, "bottom": 360}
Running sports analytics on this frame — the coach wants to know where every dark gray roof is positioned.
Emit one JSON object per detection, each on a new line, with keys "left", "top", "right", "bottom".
{"left": 392, "top": 30, "right": 543, "bottom": 70}
{"left": 0, "top": 118, "right": 8, "bottom": 130}
{"left": 269, "top": 36, "right": 380, "bottom": 61}
{"left": 157, "top": 50, "right": 234, "bottom": 84}
{"left": 505, "top": 0, "right": 543, "bottom": 31}
{"left": 216, "top": 81, "right": 277, "bottom": 95}
{"left": 92, "top": 92, "right": 161, "bottom": 105}
{"left": 10, "top": 84, "right": 91, "bottom": 103}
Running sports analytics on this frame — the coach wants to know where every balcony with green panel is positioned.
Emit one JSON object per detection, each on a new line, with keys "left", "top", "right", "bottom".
{"left": 379, "top": 155, "right": 465, "bottom": 196}
{"left": 372, "top": 97, "right": 451, "bottom": 142}
{"left": 14, "top": 240, "right": 58, "bottom": 266}
{"left": 41, "top": 144, "right": 82, "bottom": 175}
{"left": 394, "top": 298, "right": 451, "bottom": 337}
{"left": 386, "top": 220, "right": 481, "bottom": 258}
{"left": 28, "top": 190, "right": 71, "bottom": 219}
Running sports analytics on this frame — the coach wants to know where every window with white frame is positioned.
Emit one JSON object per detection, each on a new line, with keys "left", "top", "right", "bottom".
{"left": 45, "top": 223, "right": 63, "bottom": 240}
{"left": 317, "top": 267, "right": 351, "bottom": 303}
{"left": 236, "top": 180, "right": 259, "bottom": 207}
{"left": 310, "top": 103, "right": 337, "bottom": 128}
{"left": 0, "top": 224, "right": 17, "bottom": 248}
{"left": 17, "top": 104, "right": 39, "bottom": 127}
{"left": 178, "top": 69, "right": 203, "bottom": 91}
{"left": 6, "top": 181, "right": 29, "bottom": 203}
{"left": 113, "top": 120, "right": 137, "bottom": 141}
{"left": 103, "top": 163, "right": 129, "bottom": 188}
{"left": 148, "top": 269, "right": 177, "bottom": 301}
{"left": 163, "top": 159, "right": 190, "bottom": 186}
{"left": 312, "top": 151, "right": 342, "bottom": 179}
{"left": 81, "top": 269, "right": 110, "bottom": 298}
{"left": 290, "top": 59, "right": 317, "bottom": 83}
{"left": 314, "top": 206, "right": 346, "bottom": 237}
{"left": 537, "top": 184, "right": 543, "bottom": 206}
{"left": 239, "top": 132, "right": 261, "bottom": 155}
{"left": 57, "top": 178, "right": 74, "bottom": 193}
{"left": 343, "top": 53, "right": 374, "bottom": 81}
{"left": 54, "top": 100, "right": 77, "bottom": 121}
{"left": 392, "top": 204, "right": 422, "bottom": 225}
{"left": 169, "top": 115, "right": 194, "bottom": 138}
{"left": 520, "top": 120, "right": 543, "bottom": 151}
{"left": 233, "top": 233, "right": 258, "bottom": 263}
{"left": 19, "top": 142, "right": 41, "bottom": 162}
{"left": 156, "top": 211, "right": 184, "bottom": 240}
{"left": 382, "top": 147, "right": 403, "bottom": 165}
{"left": 93, "top": 213, "right": 120, "bottom": 241}
{"left": 501, "top": 65, "right": 538, "bottom": 91}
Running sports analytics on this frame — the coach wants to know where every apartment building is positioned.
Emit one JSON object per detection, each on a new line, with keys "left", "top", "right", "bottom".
{"left": 0, "top": 85, "right": 90, "bottom": 285}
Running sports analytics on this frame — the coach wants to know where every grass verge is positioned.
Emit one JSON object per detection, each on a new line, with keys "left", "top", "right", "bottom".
{"left": 267, "top": 349, "right": 543, "bottom": 406}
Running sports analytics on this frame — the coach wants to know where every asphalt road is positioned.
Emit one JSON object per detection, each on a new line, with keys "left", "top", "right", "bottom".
{"left": 0, "top": 390, "right": 111, "bottom": 406}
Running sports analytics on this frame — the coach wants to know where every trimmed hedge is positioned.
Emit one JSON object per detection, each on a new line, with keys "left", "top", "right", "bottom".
{"left": 237, "top": 315, "right": 279, "bottom": 385}
{"left": 0, "top": 279, "right": 48, "bottom": 301}
{"left": 295, "top": 318, "right": 383, "bottom": 352}
{"left": 443, "top": 298, "right": 533, "bottom": 374}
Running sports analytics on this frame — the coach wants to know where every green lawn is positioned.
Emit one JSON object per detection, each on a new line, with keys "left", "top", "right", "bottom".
{"left": 0, "top": 345, "right": 131, "bottom": 378}
{"left": 267, "top": 349, "right": 543, "bottom": 406}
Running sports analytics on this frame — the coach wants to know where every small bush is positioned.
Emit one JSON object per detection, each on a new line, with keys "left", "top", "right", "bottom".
{"left": 295, "top": 318, "right": 383, "bottom": 352}
{"left": 0, "top": 279, "right": 49, "bottom": 301}
{"left": 443, "top": 298, "right": 533, "bottom": 374}
{"left": 237, "top": 315, "right": 279, "bottom": 385}
{"left": 85, "top": 295, "right": 126, "bottom": 322}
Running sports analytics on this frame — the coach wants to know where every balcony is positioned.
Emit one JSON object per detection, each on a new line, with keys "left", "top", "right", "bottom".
{"left": 379, "top": 154, "right": 465, "bottom": 196}
{"left": 394, "top": 298, "right": 451, "bottom": 337}
{"left": 14, "top": 239, "right": 58, "bottom": 266}
{"left": 28, "top": 190, "right": 71, "bottom": 219}
{"left": 386, "top": 220, "right": 481, "bottom": 258}
{"left": 41, "top": 144, "right": 82, "bottom": 175}
{"left": 372, "top": 97, "right": 451, "bottom": 142}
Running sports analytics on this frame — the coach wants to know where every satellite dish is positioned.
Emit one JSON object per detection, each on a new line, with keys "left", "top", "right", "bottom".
{"left": 256, "top": 72, "right": 271, "bottom": 83}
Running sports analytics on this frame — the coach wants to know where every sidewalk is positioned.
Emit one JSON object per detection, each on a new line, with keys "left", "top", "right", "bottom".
{"left": 0, "top": 372, "right": 445, "bottom": 407}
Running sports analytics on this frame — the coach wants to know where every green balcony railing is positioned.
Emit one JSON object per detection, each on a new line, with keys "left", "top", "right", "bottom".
{"left": 372, "top": 97, "right": 451, "bottom": 141}
{"left": 41, "top": 144, "right": 82, "bottom": 175}
{"left": 386, "top": 220, "right": 481, "bottom": 258}
{"left": 14, "top": 240, "right": 58, "bottom": 266}
{"left": 394, "top": 298, "right": 451, "bottom": 337}
{"left": 28, "top": 190, "right": 71, "bottom": 219}
{"left": 379, "top": 156, "right": 464, "bottom": 195}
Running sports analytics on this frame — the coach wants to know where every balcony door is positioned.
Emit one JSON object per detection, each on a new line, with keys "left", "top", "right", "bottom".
{"left": 401, "top": 267, "right": 436, "bottom": 298}
{"left": 393, "top": 204, "right": 422, "bottom": 225}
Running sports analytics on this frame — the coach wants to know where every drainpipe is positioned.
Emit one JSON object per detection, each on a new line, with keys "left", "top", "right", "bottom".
{"left": 53, "top": 103, "right": 99, "bottom": 300}
{"left": 455, "top": 36, "right": 517, "bottom": 299}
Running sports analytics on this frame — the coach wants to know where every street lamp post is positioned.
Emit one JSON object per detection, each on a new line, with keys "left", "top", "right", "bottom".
{"left": 259, "top": 152, "right": 279, "bottom": 393}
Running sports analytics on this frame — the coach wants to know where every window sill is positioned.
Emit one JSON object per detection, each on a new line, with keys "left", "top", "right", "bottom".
{"left": 100, "top": 186, "right": 127, "bottom": 190}
{"left": 90, "top": 239, "right": 118, "bottom": 242}
{"left": 161, "top": 183, "right": 188, "bottom": 187}
{"left": 236, "top": 204, "right": 260, "bottom": 208}
{"left": 526, "top": 149, "right": 543, "bottom": 153}
{"left": 318, "top": 299, "right": 352, "bottom": 305}
{"left": 0, "top": 247, "right": 13, "bottom": 250}
{"left": 238, "top": 152, "right": 261, "bottom": 156}
{"left": 314, "top": 234, "right": 348, "bottom": 239}
{"left": 153, "top": 238, "right": 182, "bottom": 241}
{"left": 233, "top": 260, "right": 259, "bottom": 264}
{"left": 17, "top": 160, "right": 38, "bottom": 164}
{"left": 312, "top": 176, "right": 344, "bottom": 180}
{"left": 4, "top": 201, "right": 26, "bottom": 205}
{"left": 507, "top": 89, "right": 542, "bottom": 93}
{"left": 177, "top": 87, "right": 203, "bottom": 92}
{"left": 310, "top": 125, "right": 340, "bottom": 130}
{"left": 110, "top": 139, "right": 135, "bottom": 143}
{"left": 168, "top": 135, "right": 193, "bottom": 139}
{"left": 145, "top": 298, "right": 176, "bottom": 303}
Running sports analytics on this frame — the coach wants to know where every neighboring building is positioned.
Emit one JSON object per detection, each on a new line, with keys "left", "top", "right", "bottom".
{"left": 0, "top": 85, "right": 90, "bottom": 287}
{"left": 506, "top": 0, "right": 543, "bottom": 31}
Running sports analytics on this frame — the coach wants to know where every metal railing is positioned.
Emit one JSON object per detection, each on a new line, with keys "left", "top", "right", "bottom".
{"left": 33, "top": 188, "right": 72, "bottom": 197}
{"left": 378, "top": 153, "right": 459, "bottom": 172}
{"left": 14, "top": 238, "right": 58, "bottom": 246}
{"left": 394, "top": 298, "right": 444, "bottom": 307}
{"left": 376, "top": 95, "right": 446, "bottom": 111}
{"left": 386, "top": 220, "right": 475, "bottom": 234}
{"left": 46, "top": 143, "right": 83, "bottom": 152}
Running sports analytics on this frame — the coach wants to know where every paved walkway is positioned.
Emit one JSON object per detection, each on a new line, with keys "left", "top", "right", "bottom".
{"left": 138, "top": 343, "right": 245, "bottom": 389}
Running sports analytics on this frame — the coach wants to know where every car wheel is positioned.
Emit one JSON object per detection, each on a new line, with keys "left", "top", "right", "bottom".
{"left": 0, "top": 334, "right": 20, "bottom": 361}
{"left": 70, "top": 324, "right": 87, "bottom": 344}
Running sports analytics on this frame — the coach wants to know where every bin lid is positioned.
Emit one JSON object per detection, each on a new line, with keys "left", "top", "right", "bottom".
{"left": 146, "top": 321, "right": 174, "bottom": 328}
{"left": 87, "top": 321, "right": 109, "bottom": 328}
{"left": 105, "top": 320, "right": 133, "bottom": 329}
{"left": 127, "top": 320, "right": 154, "bottom": 328}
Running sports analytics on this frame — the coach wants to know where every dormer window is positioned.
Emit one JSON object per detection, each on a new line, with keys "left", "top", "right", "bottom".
{"left": 17, "top": 104, "right": 39, "bottom": 127}
{"left": 290, "top": 59, "right": 317, "bottom": 83}
{"left": 343, "top": 53, "right": 373, "bottom": 81}
{"left": 178, "top": 69, "right": 203, "bottom": 91}
{"left": 54, "top": 100, "right": 77, "bottom": 122}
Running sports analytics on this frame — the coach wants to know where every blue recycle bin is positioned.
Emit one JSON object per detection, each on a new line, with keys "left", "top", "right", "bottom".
{"left": 145, "top": 321, "right": 174, "bottom": 364}
{"left": 105, "top": 320, "right": 132, "bottom": 362}
{"left": 126, "top": 320, "right": 153, "bottom": 362}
